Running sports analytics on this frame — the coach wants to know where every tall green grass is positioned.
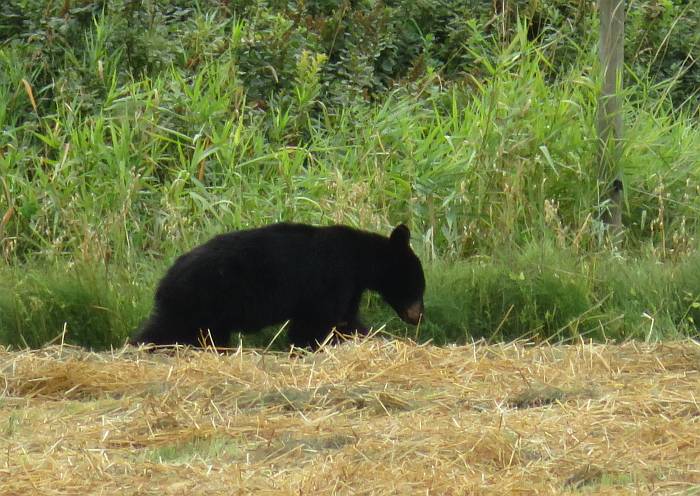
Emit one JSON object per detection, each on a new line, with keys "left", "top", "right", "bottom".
{"left": 2, "top": 15, "right": 698, "bottom": 263}
{"left": 1, "top": 4, "right": 699, "bottom": 348}
{"left": 2, "top": 245, "right": 698, "bottom": 350}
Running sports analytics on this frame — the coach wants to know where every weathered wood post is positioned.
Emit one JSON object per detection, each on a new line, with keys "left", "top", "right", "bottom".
{"left": 597, "top": 0, "right": 625, "bottom": 235}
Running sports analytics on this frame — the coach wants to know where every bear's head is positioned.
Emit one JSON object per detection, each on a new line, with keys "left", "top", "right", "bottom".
{"left": 381, "top": 224, "right": 425, "bottom": 325}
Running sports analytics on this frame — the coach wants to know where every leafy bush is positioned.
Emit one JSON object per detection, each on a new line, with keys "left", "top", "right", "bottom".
{"left": 1, "top": 0, "right": 697, "bottom": 121}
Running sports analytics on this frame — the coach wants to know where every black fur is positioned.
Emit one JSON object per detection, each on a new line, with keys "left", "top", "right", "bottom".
{"left": 131, "top": 223, "right": 425, "bottom": 349}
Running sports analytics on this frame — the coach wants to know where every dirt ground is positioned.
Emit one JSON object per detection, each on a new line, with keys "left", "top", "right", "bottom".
{"left": 0, "top": 339, "right": 698, "bottom": 495}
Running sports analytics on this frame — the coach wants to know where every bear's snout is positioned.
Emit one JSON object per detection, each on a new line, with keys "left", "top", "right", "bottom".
{"left": 401, "top": 301, "right": 424, "bottom": 325}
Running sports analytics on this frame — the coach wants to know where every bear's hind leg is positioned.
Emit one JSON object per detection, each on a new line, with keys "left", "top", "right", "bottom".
{"left": 131, "top": 312, "right": 202, "bottom": 348}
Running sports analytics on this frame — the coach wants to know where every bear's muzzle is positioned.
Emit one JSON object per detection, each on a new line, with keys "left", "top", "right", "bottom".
{"left": 401, "top": 301, "right": 424, "bottom": 325}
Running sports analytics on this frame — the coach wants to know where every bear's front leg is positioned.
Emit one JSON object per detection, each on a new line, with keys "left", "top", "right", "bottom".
{"left": 287, "top": 319, "right": 335, "bottom": 350}
{"left": 336, "top": 318, "right": 369, "bottom": 338}
{"left": 335, "top": 291, "right": 369, "bottom": 339}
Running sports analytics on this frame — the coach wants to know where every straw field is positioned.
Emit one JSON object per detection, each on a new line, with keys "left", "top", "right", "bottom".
{"left": 1, "top": 339, "right": 698, "bottom": 495}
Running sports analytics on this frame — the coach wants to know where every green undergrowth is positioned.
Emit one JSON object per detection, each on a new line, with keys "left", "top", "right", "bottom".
{"left": 1, "top": 245, "right": 697, "bottom": 351}
{"left": 0, "top": 263, "right": 152, "bottom": 349}
{"left": 144, "top": 435, "right": 242, "bottom": 465}
{"left": 380, "top": 244, "right": 700, "bottom": 345}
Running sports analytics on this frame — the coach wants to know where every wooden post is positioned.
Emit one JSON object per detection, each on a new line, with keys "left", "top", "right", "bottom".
{"left": 597, "top": 0, "right": 625, "bottom": 234}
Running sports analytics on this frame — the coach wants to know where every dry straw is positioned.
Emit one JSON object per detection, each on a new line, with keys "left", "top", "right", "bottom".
{"left": 0, "top": 338, "right": 698, "bottom": 494}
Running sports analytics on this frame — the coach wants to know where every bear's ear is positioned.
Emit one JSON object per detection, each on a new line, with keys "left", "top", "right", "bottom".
{"left": 390, "top": 224, "right": 411, "bottom": 248}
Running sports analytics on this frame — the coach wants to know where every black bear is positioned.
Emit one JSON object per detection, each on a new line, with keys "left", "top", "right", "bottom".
{"left": 131, "top": 223, "right": 425, "bottom": 350}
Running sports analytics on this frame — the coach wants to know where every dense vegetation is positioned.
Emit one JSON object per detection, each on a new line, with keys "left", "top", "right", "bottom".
{"left": 0, "top": 0, "right": 699, "bottom": 349}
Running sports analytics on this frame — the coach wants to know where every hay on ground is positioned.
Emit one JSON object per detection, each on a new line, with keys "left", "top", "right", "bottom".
{"left": 0, "top": 339, "right": 698, "bottom": 494}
